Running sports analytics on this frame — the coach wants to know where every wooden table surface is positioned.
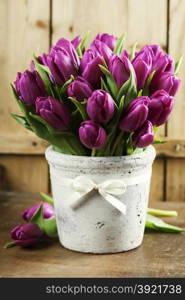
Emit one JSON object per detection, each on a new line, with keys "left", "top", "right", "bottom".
{"left": 0, "top": 192, "right": 185, "bottom": 278}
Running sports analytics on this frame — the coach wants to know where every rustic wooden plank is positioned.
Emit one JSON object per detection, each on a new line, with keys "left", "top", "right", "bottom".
{"left": 0, "top": 156, "right": 48, "bottom": 193}
{"left": 167, "top": 0, "right": 185, "bottom": 201}
{"left": 0, "top": 192, "right": 185, "bottom": 277}
{"left": 0, "top": 136, "right": 49, "bottom": 154}
{"left": 149, "top": 159, "right": 164, "bottom": 203}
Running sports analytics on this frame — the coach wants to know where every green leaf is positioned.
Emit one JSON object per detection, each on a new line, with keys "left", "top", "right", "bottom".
{"left": 153, "top": 138, "right": 166, "bottom": 144}
{"left": 113, "top": 34, "right": 125, "bottom": 55}
{"left": 60, "top": 75, "right": 74, "bottom": 95}
{"left": 99, "top": 65, "right": 118, "bottom": 99}
{"left": 130, "top": 42, "right": 137, "bottom": 61}
{"left": 101, "top": 77, "right": 109, "bottom": 92}
{"left": 143, "top": 70, "right": 156, "bottom": 96}
{"left": 68, "top": 97, "right": 88, "bottom": 121}
{"left": 40, "top": 192, "right": 54, "bottom": 205}
{"left": 44, "top": 218, "right": 58, "bottom": 238}
{"left": 117, "top": 65, "right": 137, "bottom": 105}
{"left": 175, "top": 55, "right": 183, "bottom": 75}
{"left": 137, "top": 89, "right": 143, "bottom": 97}
{"left": 11, "top": 114, "right": 33, "bottom": 131}
{"left": 147, "top": 208, "right": 177, "bottom": 217}
{"left": 145, "top": 214, "right": 184, "bottom": 233}
{"left": 33, "top": 55, "right": 53, "bottom": 95}
{"left": 30, "top": 203, "right": 45, "bottom": 232}
{"left": 77, "top": 31, "right": 90, "bottom": 58}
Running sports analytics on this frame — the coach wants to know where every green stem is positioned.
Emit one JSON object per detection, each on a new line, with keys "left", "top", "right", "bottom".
{"left": 4, "top": 241, "right": 17, "bottom": 249}
{"left": 110, "top": 131, "right": 124, "bottom": 156}
{"left": 91, "top": 148, "right": 96, "bottom": 156}
{"left": 147, "top": 208, "right": 178, "bottom": 217}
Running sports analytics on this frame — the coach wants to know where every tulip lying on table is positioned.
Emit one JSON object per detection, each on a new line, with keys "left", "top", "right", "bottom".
{"left": 4, "top": 193, "right": 184, "bottom": 249}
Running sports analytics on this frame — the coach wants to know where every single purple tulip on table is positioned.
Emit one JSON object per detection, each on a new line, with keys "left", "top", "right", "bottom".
{"left": 22, "top": 202, "right": 55, "bottom": 222}
{"left": 67, "top": 76, "right": 93, "bottom": 101}
{"left": 36, "top": 96, "right": 71, "bottom": 130}
{"left": 11, "top": 224, "right": 43, "bottom": 247}
{"left": 132, "top": 120, "right": 154, "bottom": 148}
{"left": 119, "top": 96, "right": 149, "bottom": 132}
{"left": 150, "top": 72, "right": 181, "bottom": 96}
{"left": 148, "top": 90, "right": 174, "bottom": 126}
{"left": 109, "top": 54, "right": 135, "bottom": 88}
{"left": 87, "top": 90, "right": 114, "bottom": 123}
{"left": 14, "top": 70, "right": 46, "bottom": 105}
{"left": 79, "top": 120, "right": 107, "bottom": 149}
{"left": 96, "top": 33, "right": 117, "bottom": 51}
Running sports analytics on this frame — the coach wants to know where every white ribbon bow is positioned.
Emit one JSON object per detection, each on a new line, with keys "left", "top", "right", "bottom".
{"left": 62, "top": 176, "right": 127, "bottom": 214}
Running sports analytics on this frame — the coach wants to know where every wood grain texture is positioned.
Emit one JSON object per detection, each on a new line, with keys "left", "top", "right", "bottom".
{"left": 149, "top": 159, "right": 164, "bottom": 203}
{"left": 0, "top": 192, "right": 185, "bottom": 278}
{"left": 167, "top": 0, "right": 185, "bottom": 201}
{"left": 0, "top": 156, "right": 48, "bottom": 193}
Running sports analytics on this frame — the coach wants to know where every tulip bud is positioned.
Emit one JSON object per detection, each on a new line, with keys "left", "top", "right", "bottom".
{"left": 109, "top": 54, "right": 135, "bottom": 88}
{"left": 148, "top": 90, "right": 174, "bottom": 126}
{"left": 79, "top": 120, "right": 107, "bottom": 149}
{"left": 96, "top": 33, "right": 117, "bottom": 50}
{"left": 150, "top": 72, "right": 181, "bottom": 96}
{"left": 52, "top": 37, "right": 80, "bottom": 68}
{"left": 132, "top": 120, "right": 154, "bottom": 148}
{"left": 22, "top": 202, "right": 55, "bottom": 222}
{"left": 91, "top": 39, "right": 112, "bottom": 63}
{"left": 119, "top": 96, "right": 149, "bottom": 132}
{"left": 14, "top": 70, "right": 46, "bottom": 105}
{"left": 81, "top": 50, "right": 103, "bottom": 87}
{"left": 67, "top": 76, "right": 93, "bottom": 101}
{"left": 87, "top": 90, "right": 114, "bottom": 123}
{"left": 11, "top": 224, "right": 43, "bottom": 247}
{"left": 71, "top": 35, "right": 81, "bottom": 49}
{"left": 132, "top": 49, "right": 152, "bottom": 89}
{"left": 41, "top": 48, "right": 78, "bottom": 85}
{"left": 35, "top": 96, "right": 71, "bottom": 130}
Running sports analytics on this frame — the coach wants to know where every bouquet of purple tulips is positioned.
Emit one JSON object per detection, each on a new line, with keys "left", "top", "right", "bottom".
{"left": 12, "top": 33, "right": 182, "bottom": 156}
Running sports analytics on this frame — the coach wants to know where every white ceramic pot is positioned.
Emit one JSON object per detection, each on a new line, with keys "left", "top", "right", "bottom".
{"left": 45, "top": 146, "right": 156, "bottom": 253}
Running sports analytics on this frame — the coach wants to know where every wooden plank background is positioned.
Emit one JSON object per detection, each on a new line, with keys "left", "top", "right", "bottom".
{"left": 0, "top": 0, "right": 184, "bottom": 202}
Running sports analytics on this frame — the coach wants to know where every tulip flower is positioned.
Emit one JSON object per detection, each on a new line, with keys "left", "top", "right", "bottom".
{"left": 148, "top": 90, "right": 174, "bottom": 126}
{"left": 132, "top": 49, "right": 152, "bottom": 89}
{"left": 11, "top": 224, "right": 43, "bottom": 247}
{"left": 96, "top": 33, "right": 117, "bottom": 50}
{"left": 79, "top": 120, "right": 107, "bottom": 149}
{"left": 36, "top": 96, "right": 71, "bottom": 130}
{"left": 14, "top": 70, "right": 46, "bottom": 105}
{"left": 81, "top": 49, "right": 103, "bottom": 87}
{"left": 120, "top": 96, "right": 149, "bottom": 132}
{"left": 87, "top": 90, "right": 114, "bottom": 123}
{"left": 109, "top": 54, "right": 135, "bottom": 88}
{"left": 91, "top": 39, "right": 112, "bottom": 64}
{"left": 40, "top": 48, "right": 78, "bottom": 85}
{"left": 67, "top": 76, "right": 93, "bottom": 101}
{"left": 132, "top": 120, "right": 154, "bottom": 148}
{"left": 22, "top": 202, "right": 55, "bottom": 222}
{"left": 150, "top": 72, "right": 181, "bottom": 96}
{"left": 71, "top": 35, "right": 81, "bottom": 49}
{"left": 52, "top": 37, "right": 80, "bottom": 68}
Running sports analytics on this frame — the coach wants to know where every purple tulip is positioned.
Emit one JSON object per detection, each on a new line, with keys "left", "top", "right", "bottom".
{"left": 22, "top": 202, "right": 55, "bottom": 222}
{"left": 67, "top": 76, "right": 93, "bottom": 101}
{"left": 40, "top": 48, "right": 78, "bottom": 85}
{"left": 132, "top": 49, "right": 152, "bottom": 89}
{"left": 87, "top": 90, "right": 114, "bottom": 123}
{"left": 71, "top": 36, "right": 81, "bottom": 49}
{"left": 14, "top": 70, "right": 46, "bottom": 105}
{"left": 132, "top": 120, "right": 154, "bottom": 148}
{"left": 91, "top": 39, "right": 112, "bottom": 64}
{"left": 52, "top": 37, "right": 80, "bottom": 68}
{"left": 150, "top": 72, "right": 181, "bottom": 96}
{"left": 36, "top": 96, "right": 71, "bottom": 130}
{"left": 119, "top": 96, "right": 149, "bottom": 132}
{"left": 148, "top": 90, "right": 174, "bottom": 126}
{"left": 81, "top": 49, "right": 103, "bottom": 87}
{"left": 11, "top": 224, "right": 43, "bottom": 247}
{"left": 109, "top": 54, "right": 136, "bottom": 88}
{"left": 79, "top": 120, "right": 107, "bottom": 149}
{"left": 96, "top": 33, "right": 117, "bottom": 50}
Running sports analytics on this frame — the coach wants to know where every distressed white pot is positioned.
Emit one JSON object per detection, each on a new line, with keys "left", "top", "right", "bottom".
{"left": 45, "top": 146, "right": 156, "bottom": 253}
